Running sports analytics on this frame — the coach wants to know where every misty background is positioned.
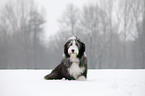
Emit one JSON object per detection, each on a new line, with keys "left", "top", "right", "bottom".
{"left": 0, "top": 0, "right": 145, "bottom": 69}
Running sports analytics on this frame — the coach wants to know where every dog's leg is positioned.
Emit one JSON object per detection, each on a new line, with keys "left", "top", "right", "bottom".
{"left": 77, "top": 68, "right": 87, "bottom": 81}
{"left": 63, "top": 71, "right": 75, "bottom": 80}
{"left": 77, "top": 75, "right": 86, "bottom": 81}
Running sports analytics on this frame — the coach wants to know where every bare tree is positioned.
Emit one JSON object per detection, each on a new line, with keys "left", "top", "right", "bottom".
{"left": 132, "top": 0, "right": 145, "bottom": 68}
{"left": 0, "top": 0, "right": 46, "bottom": 69}
{"left": 58, "top": 4, "right": 79, "bottom": 36}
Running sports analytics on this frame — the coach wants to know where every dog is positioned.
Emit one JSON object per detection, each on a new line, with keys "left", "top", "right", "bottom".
{"left": 44, "top": 36, "right": 87, "bottom": 81}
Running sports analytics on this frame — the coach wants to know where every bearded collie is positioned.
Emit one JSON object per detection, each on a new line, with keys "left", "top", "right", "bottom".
{"left": 44, "top": 36, "right": 87, "bottom": 81}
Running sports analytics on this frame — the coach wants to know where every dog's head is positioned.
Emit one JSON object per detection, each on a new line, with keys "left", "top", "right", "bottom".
{"left": 64, "top": 36, "right": 85, "bottom": 58}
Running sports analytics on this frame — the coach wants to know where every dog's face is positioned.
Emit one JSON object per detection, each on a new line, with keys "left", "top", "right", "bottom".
{"left": 64, "top": 36, "right": 85, "bottom": 58}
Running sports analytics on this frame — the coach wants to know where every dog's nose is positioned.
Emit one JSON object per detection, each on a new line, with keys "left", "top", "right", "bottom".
{"left": 71, "top": 49, "right": 75, "bottom": 53}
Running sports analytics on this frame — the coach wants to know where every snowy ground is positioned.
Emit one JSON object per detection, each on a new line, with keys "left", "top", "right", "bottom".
{"left": 0, "top": 69, "right": 145, "bottom": 96}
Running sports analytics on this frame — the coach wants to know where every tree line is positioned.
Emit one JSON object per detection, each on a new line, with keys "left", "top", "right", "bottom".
{"left": 0, "top": 0, "right": 48, "bottom": 68}
{"left": 0, "top": 0, "right": 145, "bottom": 69}
{"left": 48, "top": 0, "right": 145, "bottom": 69}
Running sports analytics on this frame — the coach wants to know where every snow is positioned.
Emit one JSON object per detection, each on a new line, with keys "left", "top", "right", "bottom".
{"left": 0, "top": 69, "right": 145, "bottom": 96}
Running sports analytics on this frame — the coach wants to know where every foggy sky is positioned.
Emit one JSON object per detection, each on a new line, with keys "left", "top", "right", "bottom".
{"left": 34, "top": 0, "right": 97, "bottom": 41}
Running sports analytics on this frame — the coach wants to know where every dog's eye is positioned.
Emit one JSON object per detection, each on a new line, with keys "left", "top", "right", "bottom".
{"left": 68, "top": 43, "right": 72, "bottom": 46}
{"left": 75, "top": 41, "right": 79, "bottom": 46}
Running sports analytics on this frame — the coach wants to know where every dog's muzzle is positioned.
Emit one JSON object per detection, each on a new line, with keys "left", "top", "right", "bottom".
{"left": 68, "top": 45, "right": 79, "bottom": 56}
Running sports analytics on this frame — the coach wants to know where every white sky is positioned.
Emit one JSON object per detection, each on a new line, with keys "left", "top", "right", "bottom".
{"left": 34, "top": 0, "right": 97, "bottom": 41}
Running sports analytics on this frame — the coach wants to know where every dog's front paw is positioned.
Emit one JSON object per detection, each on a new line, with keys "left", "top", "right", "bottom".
{"left": 77, "top": 76, "right": 86, "bottom": 81}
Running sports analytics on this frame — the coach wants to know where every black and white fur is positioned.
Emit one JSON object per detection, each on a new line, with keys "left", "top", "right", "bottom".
{"left": 44, "top": 36, "right": 87, "bottom": 81}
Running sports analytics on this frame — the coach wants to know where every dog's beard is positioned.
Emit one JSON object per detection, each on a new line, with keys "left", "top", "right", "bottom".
{"left": 70, "top": 53, "right": 79, "bottom": 63}
{"left": 70, "top": 53, "right": 77, "bottom": 59}
{"left": 68, "top": 49, "right": 78, "bottom": 58}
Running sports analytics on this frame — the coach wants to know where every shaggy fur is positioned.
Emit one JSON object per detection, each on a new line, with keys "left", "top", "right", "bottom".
{"left": 44, "top": 36, "right": 87, "bottom": 80}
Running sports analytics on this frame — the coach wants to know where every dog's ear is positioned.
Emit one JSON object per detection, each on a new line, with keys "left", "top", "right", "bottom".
{"left": 81, "top": 42, "right": 85, "bottom": 52}
{"left": 64, "top": 42, "right": 70, "bottom": 58}
{"left": 77, "top": 41, "right": 86, "bottom": 58}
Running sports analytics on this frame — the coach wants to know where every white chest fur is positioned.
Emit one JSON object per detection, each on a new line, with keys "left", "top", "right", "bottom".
{"left": 68, "top": 58, "right": 84, "bottom": 79}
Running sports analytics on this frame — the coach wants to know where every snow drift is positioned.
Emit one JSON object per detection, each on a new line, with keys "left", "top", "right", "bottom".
{"left": 0, "top": 69, "right": 145, "bottom": 96}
